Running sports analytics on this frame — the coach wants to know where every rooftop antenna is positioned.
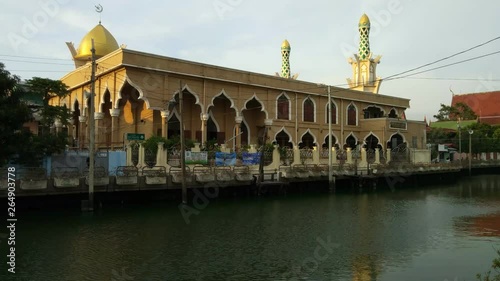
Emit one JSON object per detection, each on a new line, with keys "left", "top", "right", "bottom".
{"left": 95, "top": 4, "right": 103, "bottom": 24}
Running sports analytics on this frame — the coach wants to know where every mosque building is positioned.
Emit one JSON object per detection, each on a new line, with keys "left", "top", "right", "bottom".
{"left": 54, "top": 14, "right": 427, "bottom": 153}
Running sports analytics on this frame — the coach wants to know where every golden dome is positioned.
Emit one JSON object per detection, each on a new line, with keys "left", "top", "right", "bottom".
{"left": 74, "top": 23, "right": 119, "bottom": 60}
{"left": 281, "top": 39, "right": 291, "bottom": 49}
{"left": 359, "top": 14, "right": 370, "bottom": 26}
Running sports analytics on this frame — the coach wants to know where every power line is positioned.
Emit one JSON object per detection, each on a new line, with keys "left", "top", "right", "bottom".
{"left": 1, "top": 58, "right": 74, "bottom": 66}
{"left": 0, "top": 54, "right": 72, "bottom": 61}
{"left": 382, "top": 36, "right": 500, "bottom": 80}
{"left": 405, "top": 77, "right": 500, "bottom": 82}
{"left": 9, "top": 70, "right": 71, "bottom": 73}
{"left": 384, "top": 50, "right": 500, "bottom": 82}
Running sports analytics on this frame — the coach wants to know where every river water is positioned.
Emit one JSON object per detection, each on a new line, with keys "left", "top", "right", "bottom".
{"left": 2, "top": 174, "right": 500, "bottom": 281}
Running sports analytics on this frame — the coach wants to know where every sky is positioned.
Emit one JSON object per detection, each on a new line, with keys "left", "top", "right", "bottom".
{"left": 1, "top": 0, "right": 500, "bottom": 121}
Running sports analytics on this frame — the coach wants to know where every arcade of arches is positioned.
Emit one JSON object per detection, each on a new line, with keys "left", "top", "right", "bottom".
{"left": 56, "top": 49, "right": 426, "bottom": 152}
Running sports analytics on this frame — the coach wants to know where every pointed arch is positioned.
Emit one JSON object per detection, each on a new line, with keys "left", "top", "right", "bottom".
{"left": 171, "top": 84, "right": 204, "bottom": 113}
{"left": 100, "top": 87, "right": 112, "bottom": 112}
{"left": 114, "top": 77, "right": 149, "bottom": 109}
{"left": 388, "top": 107, "right": 398, "bottom": 118}
{"left": 208, "top": 89, "right": 239, "bottom": 117}
{"left": 115, "top": 75, "right": 128, "bottom": 109}
{"left": 233, "top": 118, "right": 250, "bottom": 147}
{"left": 276, "top": 92, "right": 291, "bottom": 120}
{"left": 100, "top": 89, "right": 112, "bottom": 113}
{"left": 273, "top": 127, "right": 294, "bottom": 147}
{"left": 364, "top": 132, "right": 381, "bottom": 150}
{"left": 122, "top": 75, "right": 151, "bottom": 109}
{"left": 299, "top": 129, "right": 317, "bottom": 149}
{"left": 387, "top": 132, "right": 406, "bottom": 143}
{"left": 71, "top": 97, "right": 80, "bottom": 112}
{"left": 346, "top": 102, "right": 358, "bottom": 126}
{"left": 363, "top": 105, "right": 385, "bottom": 119}
{"left": 207, "top": 110, "right": 221, "bottom": 132}
{"left": 322, "top": 132, "right": 339, "bottom": 148}
{"left": 302, "top": 96, "right": 316, "bottom": 122}
{"left": 243, "top": 93, "right": 269, "bottom": 119}
{"left": 168, "top": 107, "right": 180, "bottom": 122}
{"left": 325, "top": 98, "right": 338, "bottom": 124}
{"left": 83, "top": 90, "right": 91, "bottom": 111}
{"left": 345, "top": 132, "right": 358, "bottom": 149}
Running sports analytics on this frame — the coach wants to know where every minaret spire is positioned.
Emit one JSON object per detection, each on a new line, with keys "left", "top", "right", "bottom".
{"left": 281, "top": 40, "right": 291, "bottom": 78}
{"left": 346, "top": 14, "right": 382, "bottom": 94}
{"left": 358, "top": 14, "right": 371, "bottom": 60}
{"left": 276, "top": 40, "right": 299, "bottom": 79}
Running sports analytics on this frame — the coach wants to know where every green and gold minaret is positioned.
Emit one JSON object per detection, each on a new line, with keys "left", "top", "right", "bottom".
{"left": 276, "top": 39, "right": 298, "bottom": 79}
{"left": 281, "top": 39, "right": 291, "bottom": 78}
{"left": 347, "top": 14, "right": 382, "bottom": 94}
{"left": 358, "top": 14, "right": 370, "bottom": 60}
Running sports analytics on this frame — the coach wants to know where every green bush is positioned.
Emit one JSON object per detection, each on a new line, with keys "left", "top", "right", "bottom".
{"left": 477, "top": 249, "right": 500, "bottom": 281}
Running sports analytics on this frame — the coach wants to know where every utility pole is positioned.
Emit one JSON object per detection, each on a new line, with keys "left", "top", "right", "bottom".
{"left": 327, "top": 85, "right": 334, "bottom": 192}
{"left": 179, "top": 80, "right": 187, "bottom": 204}
{"left": 87, "top": 39, "right": 96, "bottom": 211}
{"left": 258, "top": 127, "right": 269, "bottom": 185}
{"left": 468, "top": 130, "right": 473, "bottom": 176}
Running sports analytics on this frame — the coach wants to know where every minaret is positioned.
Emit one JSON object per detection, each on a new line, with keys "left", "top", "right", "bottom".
{"left": 347, "top": 14, "right": 382, "bottom": 94}
{"left": 276, "top": 39, "right": 299, "bottom": 79}
{"left": 281, "top": 39, "right": 291, "bottom": 78}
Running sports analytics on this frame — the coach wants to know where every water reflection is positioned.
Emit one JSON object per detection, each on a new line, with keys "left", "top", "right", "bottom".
{"left": 1, "top": 175, "right": 499, "bottom": 281}
{"left": 456, "top": 212, "right": 500, "bottom": 237}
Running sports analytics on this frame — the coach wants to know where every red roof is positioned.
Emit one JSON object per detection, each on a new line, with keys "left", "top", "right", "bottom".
{"left": 451, "top": 91, "right": 500, "bottom": 125}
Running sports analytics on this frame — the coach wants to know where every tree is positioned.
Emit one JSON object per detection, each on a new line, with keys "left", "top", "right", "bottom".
{"left": 0, "top": 64, "right": 72, "bottom": 166}
{"left": 0, "top": 63, "right": 32, "bottom": 165}
{"left": 454, "top": 102, "right": 477, "bottom": 120}
{"left": 25, "top": 77, "right": 70, "bottom": 136}
{"left": 433, "top": 102, "right": 477, "bottom": 121}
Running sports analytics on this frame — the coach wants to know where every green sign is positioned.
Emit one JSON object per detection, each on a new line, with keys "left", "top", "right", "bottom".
{"left": 127, "top": 133, "right": 145, "bottom": 141}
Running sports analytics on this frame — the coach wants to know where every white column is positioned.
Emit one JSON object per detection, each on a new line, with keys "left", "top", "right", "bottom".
{"left": 110, "top": 108, "right": 121, "bottom": 149}
{"left": 201, "top": 113, "right": 209, "bottom": 144}
{"left": 161, "top": 110, "right": 169, "bottom": 138}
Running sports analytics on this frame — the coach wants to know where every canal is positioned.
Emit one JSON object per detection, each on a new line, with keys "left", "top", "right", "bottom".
{"left": 2, "top": 174, "right": 500, "bottom": 281}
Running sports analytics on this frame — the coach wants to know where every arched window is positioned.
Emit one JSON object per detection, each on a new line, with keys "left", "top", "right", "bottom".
{"left": 347, "top": 104, "right": 357, "bottom": 126}
{"left": 303, "top": 97, "right": 315, "bottom": 122}
{"left": 345, "top": 135, "right": 357, "bottom": 149}
{"left": 326, "top": 101, "right": 337, "bottom": 124}
{"left": 388, "top": 109, "right": 398, "bottom": 118}
{"left": 277, "top": 94, "right": 290, "bottom": 120}
{"left": 276, "top": 130, "right": 292, "bottom": 148}
{"left": 363, "top": 106, "right": 384, "bottom": 119}
{"left": 299, "top": 132, "right": 315, "bottom": 149}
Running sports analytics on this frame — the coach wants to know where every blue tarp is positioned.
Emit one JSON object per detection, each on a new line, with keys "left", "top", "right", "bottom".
{"left": 215, "top": 152, "right": 236, "bottom": 166}
{"left": 242, "top": 152, "right": 261, "bottom": 165}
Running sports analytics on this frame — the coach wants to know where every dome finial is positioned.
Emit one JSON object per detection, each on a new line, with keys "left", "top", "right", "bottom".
{"left": 359, "top": 13, "right": 370, "bottom": 26}
{"left": 95, "top": 4, "right": 103, "bottom": 24}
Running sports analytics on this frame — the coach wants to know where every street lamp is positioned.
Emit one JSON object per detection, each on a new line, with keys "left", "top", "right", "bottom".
{"left": 468, "top": 129, "right": 473, "bottom": 176}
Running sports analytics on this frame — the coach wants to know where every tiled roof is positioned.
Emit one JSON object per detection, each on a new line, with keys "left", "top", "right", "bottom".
{"left": 451, "top": 91, "right": 500, "bottom": 125}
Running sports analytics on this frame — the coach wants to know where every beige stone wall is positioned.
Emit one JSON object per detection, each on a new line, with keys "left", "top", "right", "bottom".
{"left": 58, "top": 48, "right": 425, "bottom": 150}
